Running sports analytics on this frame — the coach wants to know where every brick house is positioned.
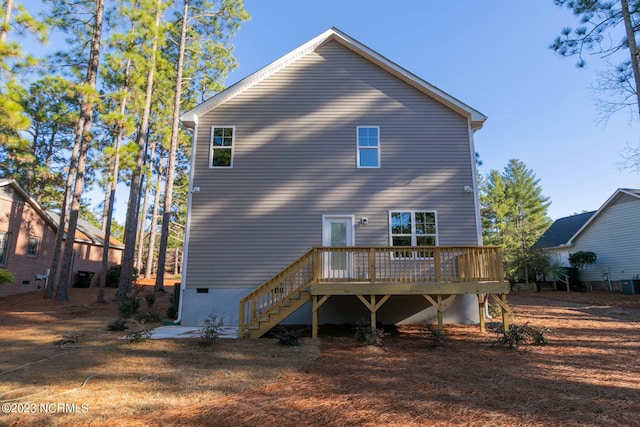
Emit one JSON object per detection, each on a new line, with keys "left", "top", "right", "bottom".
{"left": 0, "top": 179, "right": 124, "bottom": 297}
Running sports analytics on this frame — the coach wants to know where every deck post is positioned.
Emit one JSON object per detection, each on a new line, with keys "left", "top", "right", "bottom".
{"left": 477, "top": 293, "right": 485, "bottom": 333}
{"left": 370, "top": 295, "right": 376, "bottom": 329}
{"left": 238, "top": 301, "right": 245, "bottom": 338}
{"left": 501, "top": 293, "right": 509, "bottom": 332}
{"left": 312, "top": 295, "right": 318, "bottom": 339}
{"left": 436, "top": 295, "right": 443, "bottom": 331}
{"left": 312, "top": 295, "right": 330, "bottom": 339}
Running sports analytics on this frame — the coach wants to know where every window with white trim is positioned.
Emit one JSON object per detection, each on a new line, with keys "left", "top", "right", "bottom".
{"left": 390, "top": 211, "right": 437, "bottom": 257}
{"left": 0, "top": 232, "right": 8, "bottom": 265}
{"left": 27, "top": 236, "right": 40, "bottom": 257}
{"left": 209, "top": 126, "right": 235, "bottom": 168}
{"left": 357, "top": 126, "right": 380, "bottom": 168}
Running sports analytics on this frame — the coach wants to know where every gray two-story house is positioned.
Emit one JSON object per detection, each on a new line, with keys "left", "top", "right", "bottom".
{"left": 179, "top": 28, "right": 508, "bottom": 337}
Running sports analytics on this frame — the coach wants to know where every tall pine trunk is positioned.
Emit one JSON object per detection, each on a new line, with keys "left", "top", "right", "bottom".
{"left": 620, "top": 0, "right": 640, "bottom": 118}
{"left": 98, "top": 57, "right": 131, "bottom": 303}
{"left": 117, "top": 0, "right": 162, "bottom": 298}
{"left": 54, "top": 0, "right": 104, "bottom": 301}
{"left": 145, "top": 168, "right": 162, "bottom": 278}
{"left": 136, "top": 139, "right": 156, "bottom": 275}
{"left": 155, "top": 0, "right": 189, "bottom": 292}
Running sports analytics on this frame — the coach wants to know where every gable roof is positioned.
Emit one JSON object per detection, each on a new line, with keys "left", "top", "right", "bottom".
{"left": 532, "top": 211, "right": 595, "bottom": 250}
{"left": 0, "top": 178, "right": 124, "bottom": 249}
{"left": 566, "top": 188, "right": 640, "bottom": 246}
{"left": 181, "top": 27, "right": 487, "bottom": 130}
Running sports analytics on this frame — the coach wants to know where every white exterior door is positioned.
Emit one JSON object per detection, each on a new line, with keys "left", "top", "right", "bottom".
{"left": 322, "top": 215, "right": 355, "bottom": 279}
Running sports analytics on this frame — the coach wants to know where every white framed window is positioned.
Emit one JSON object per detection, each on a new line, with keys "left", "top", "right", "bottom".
{"left": 389, "top": 211, "right": 438, "bottom": 258}
{"left": 357, "top": 126, "right": 380, "bottom": 168}
{"left": 0, "top": 232, "right": 8, "bottom": 265}
{"left": 27, "top": 236, "right": 40, "bottom": 257}
{"left": 209, "top": 126, "right": 235, "bottom": 168}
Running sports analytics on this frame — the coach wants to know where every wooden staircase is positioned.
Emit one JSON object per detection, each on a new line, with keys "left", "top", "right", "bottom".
{"left": 238, "top": 249, "right": 315, "bottom": 338}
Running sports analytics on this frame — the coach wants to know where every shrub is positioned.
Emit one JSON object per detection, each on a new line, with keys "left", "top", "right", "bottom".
{"left": 107, "top": 319, "right": 128, "bottom": 331}
{"left": 274, "top": 327, "right": 303, "bottom": 346}
{"left": 134, "top": 312, "right": 162, "bottom": 324}
{"left": 118, "top": 295, "right": 141, "bottom": 318}
{"left": 166, "top": 305, "right": 177, "bottom": 320}
{"left": 199, "top": 313, "right": 223, "bottom": 346}
{"left": 0, "top": 269, "right": 14, "bottom": 284}
{"left": 354, "top": 319, "right": 385, "bottom": 347}
{"left": 491, "top": 323, "right": 551, "bottom": 349}
{"left": 425, "top": 324, "right": 446, "bottom": 348}
{"left": 144, "top": 292, "right": 156, "bottom": 309}
{"left": 106, "top": 264, "right": 139, "bottom": 288}
{"left": 126, "top": 329, "right": 152, "bottom": 343}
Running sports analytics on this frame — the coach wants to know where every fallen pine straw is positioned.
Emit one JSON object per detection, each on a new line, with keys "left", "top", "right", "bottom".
{"left": 0, "top": 288, "right": 639, "bottom": 426}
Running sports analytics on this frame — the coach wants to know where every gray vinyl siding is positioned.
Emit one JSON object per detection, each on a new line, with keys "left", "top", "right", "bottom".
{"left": 571, "top": 194, "right": 640, "bottom": 282}
{"left": 186, "top": 40, "right": 479, "bottom": 289}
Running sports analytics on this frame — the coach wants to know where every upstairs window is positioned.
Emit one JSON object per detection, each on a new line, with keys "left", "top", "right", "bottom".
{"left": 210, "top": 126, "right": 235, "bottom": 168}
{"left": 27, "top": 236, "right": 40, "bottom": 257}
{"left": 0, "top": 232, "right": 8, "bottom": 265}
{"left": 357, "top": 126, "right": 380, "bottom": 168}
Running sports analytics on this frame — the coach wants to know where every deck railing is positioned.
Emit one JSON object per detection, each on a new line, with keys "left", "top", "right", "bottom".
{"left": 238, "top": 246, "right": 503, "bottom": 334}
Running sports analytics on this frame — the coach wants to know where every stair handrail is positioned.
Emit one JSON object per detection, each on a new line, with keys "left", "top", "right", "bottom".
{"left": 238, "top": 248, "right": 317, "bottom": 335}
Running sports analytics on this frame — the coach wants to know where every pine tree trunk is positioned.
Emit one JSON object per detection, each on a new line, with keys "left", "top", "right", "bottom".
{"left": 117, "top": 0, "right": 162, "bottom": 298}
{"left": 0, "top": 0, "right": 13, "bottom": 43}
{"left": 155, "top": 0, "right": 189, "bottom": 292}
{"left": 55, "top": 0, "right": 105, "bottom": 301}
{"left": 98, "top": 57, "right": 131, "bottom": 303}
{"left": 136, "top": 140, "right": 156, "bottom": 275}
{"left": 145, "top": 171, "right": 162, "bottom": 278}
{"left": 620, "top": 0, "right": 640, "bottom": 117}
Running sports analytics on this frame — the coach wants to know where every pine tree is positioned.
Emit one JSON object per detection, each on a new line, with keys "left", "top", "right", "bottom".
{"left": 481, "top": 159, "right": 552, "bottom": 283}
{"left": 154, "top": 0, "right": 249, "bottom": 291}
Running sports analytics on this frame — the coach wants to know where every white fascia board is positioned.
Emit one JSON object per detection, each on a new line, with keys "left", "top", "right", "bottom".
{"left": 181, "top": 28, "right": 487, "bottom": 130}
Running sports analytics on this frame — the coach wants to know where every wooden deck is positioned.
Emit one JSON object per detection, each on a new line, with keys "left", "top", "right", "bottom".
{"left": 238, "top": 246, "right": 510, "bottom": 338}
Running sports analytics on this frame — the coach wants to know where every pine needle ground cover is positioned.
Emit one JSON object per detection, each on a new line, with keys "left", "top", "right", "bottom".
{"left": 0, "top": 286, "right": 638, "bottom": 426}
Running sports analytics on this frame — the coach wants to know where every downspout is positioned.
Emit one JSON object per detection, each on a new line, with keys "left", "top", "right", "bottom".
{"left": 468, "top": 123, "right": 483, "bottom": 246}
{"left": 468, "top": 121, "right": 491, "bottom": 320}
{"left": 174, "top": 120, "right": 199, "bottom": 325}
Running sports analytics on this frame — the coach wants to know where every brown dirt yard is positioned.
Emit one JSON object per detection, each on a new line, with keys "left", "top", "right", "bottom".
{"left": 0, "top": 284, "right": 639, "bottom": 427}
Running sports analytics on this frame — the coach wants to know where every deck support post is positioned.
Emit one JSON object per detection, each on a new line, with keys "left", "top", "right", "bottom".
{"left": 501, "top": 293, "right": 509, "bottom": 332}
{"left": 477, "top": 293, "right": 488, "bottom": 333}
{"left": 312, "top": 295, "right": 330, "bottom": 339}
{"left": 423, "top": 294, "right": 445, "bottom": 331}
{"left": 488, "top": 293, "right": 511, "bottom": 332}
{"left": 356, "top": 295, "right": 391, "bottom": 331}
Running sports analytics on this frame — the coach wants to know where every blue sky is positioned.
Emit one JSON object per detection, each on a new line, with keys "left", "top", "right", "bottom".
{"left": 220, "top": 0, "right": 639, "bottom": 220}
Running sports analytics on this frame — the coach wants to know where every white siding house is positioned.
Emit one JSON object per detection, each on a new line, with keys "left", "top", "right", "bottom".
{"left": 178, "top": 28, "right": 496, "bottom": 328}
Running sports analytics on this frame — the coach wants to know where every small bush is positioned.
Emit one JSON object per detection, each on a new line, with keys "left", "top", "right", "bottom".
{"left": 166, "top": 305, "right": 177, "bottom": 320}
{"left": 134, "top": 312, "right": 162, "bottom": 324}
{"left": 118, "top": 295, "right": 141, "bottom": 318}
{"left": 354, "top": 319, "right": 385, "bottom": 347}
{"left": 491, "top": 323, "right": 551, "bottom": 349}
{"left": 0, "top": 269, "right": 14, "bottom": 285}
{"left": 144, "top": 293, "right": 156, "bottom": 309}
{"left": 107, "top": 319, "right": 128, "bottom": 331}
{"left": 106, "top": 265, "right": 139, "bottom": 288}
{"left": 55, "top": 332, "right": 82, "bottom": 347}
{"left": 199, "top": 313, "right": 223, "bottom": 346}
{"left": 274, "top": 327, "right": 303, "bottom": 346}
{"left": 126, "top": 329, "right": 152, "bottom": 343}
{"left": 425, "top": 324, "right": 445, "bottom": 347}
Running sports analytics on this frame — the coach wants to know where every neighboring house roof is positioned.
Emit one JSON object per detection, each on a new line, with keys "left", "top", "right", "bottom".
{"left": 181, "top": 27, "right": 487, "bottom": 130}
{"left": 566, "top": 188, "right": 640, "bottom": 246}
{"left": 532, "top": 211, "right": 595, "bottom": 250}
{"left": 0, "top": 178, "right": 124, "bottom": 249}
